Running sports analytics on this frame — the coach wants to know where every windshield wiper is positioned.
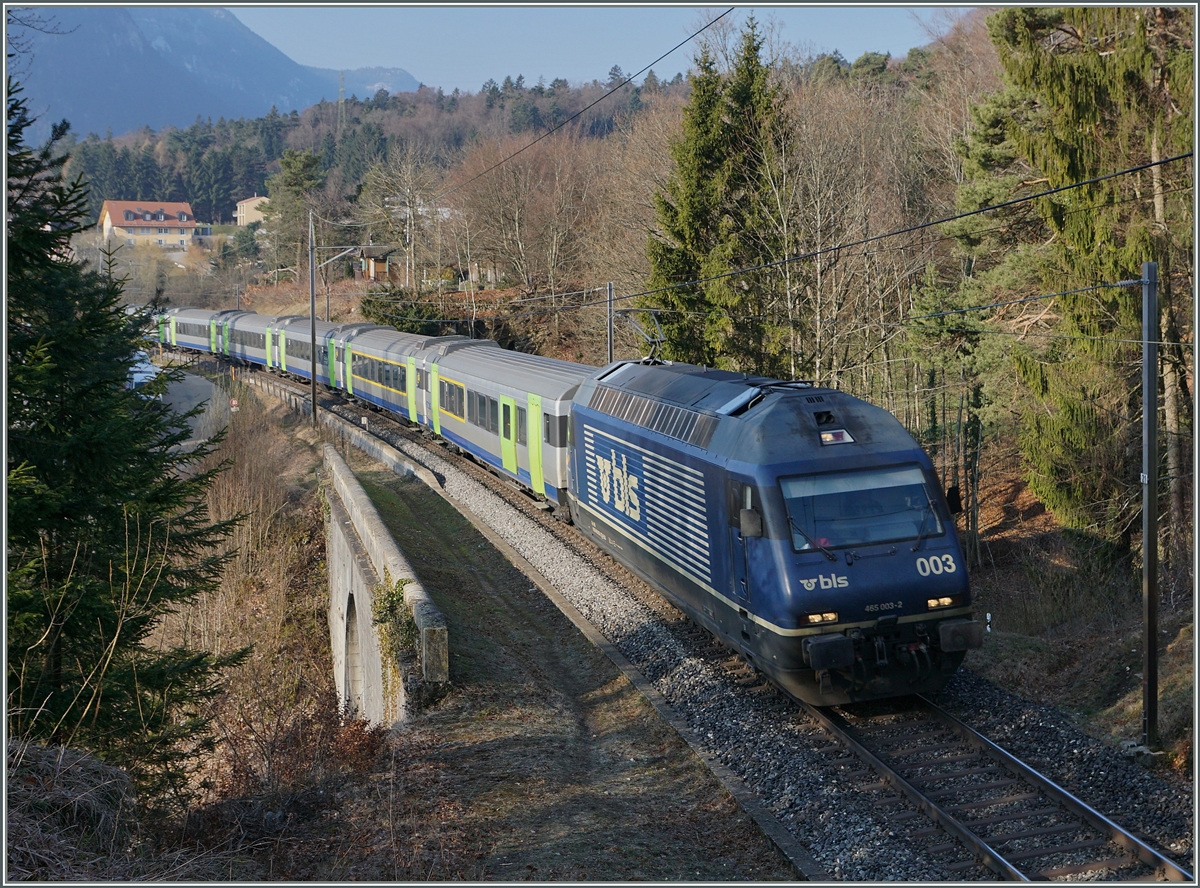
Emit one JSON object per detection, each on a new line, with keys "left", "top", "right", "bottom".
{"left": 910, "top": 504, "right": 935, "bottom": 552}
{"left": 789, "top": 516, "right": 837, "bottom": 562}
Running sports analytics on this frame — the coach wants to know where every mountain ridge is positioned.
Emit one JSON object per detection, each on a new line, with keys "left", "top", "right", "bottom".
{"left": 12, "top": 6, "right": 419, "bottom": 143}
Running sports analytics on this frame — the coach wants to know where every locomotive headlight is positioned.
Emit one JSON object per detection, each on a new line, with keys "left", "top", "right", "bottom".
{"left": 807, "top": 612, "right": 839, "bottom": 624}
{"left": 927, "top": 596, "right": 955, "bottom": 609}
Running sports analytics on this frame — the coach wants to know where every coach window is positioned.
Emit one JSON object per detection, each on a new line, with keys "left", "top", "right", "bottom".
{"left": 544, "top": 413, "right": 568, "bottom": 447}
{"left": 488, "top": 396, "right": 499, "bottom": 434}
{"left": 516, "top": 406, "right": 527, "bottom": 445}
{"left": 502, "top": 403, "right": 512, "bottom": 439}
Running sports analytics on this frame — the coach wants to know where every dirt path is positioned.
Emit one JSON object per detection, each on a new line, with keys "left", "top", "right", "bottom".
{"left": 307, "top": 451, "right": 798, "bottom": 881}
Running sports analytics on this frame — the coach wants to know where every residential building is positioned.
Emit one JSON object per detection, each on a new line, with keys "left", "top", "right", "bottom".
{"left": 235, "top": 194, "right": 269, "bottom": 226}
{"left": 356, "top": 246, "right": 397, "bottom": 282}
{"left": 99, "top": 200, "right": 211, "bottom": 249}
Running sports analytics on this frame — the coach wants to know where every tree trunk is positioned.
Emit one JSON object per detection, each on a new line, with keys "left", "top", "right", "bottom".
{"left": 1151, "top": 129, "right": 1190, "bottom": 581}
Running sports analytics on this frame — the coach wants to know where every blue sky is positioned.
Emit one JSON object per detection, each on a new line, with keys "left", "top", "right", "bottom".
{"left": 228, "top": 6, "right": 973, "bottom": 93}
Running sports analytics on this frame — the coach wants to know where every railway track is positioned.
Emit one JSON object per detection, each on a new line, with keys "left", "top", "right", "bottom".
{"left": 799, "top": 697, "right": 1192, "bottom": 881}
{"left": 220, "top": 363, "right": 1190, "bottom": 882}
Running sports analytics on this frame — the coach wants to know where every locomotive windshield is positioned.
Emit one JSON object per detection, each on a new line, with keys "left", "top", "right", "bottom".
{"left": 780, "top": 465, "right": 942, "bottom": 551}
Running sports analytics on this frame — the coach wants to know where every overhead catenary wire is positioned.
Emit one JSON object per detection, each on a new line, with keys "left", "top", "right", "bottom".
{"left": 250, "top": 153, "right": 1194, "bottom": 353}
{"left": 434, "top": 8, "right": 736, "bottom": 204}
{"left": 619, "top": 152, "right": 1194, "bottom": 307}
{"left": 362, "top": 152, "right": 1193, "bottom": 326}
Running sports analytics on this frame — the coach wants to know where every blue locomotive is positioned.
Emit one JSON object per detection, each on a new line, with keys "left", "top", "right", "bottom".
{"left": 156, "top": 306, "right": 983, "bottom": 704}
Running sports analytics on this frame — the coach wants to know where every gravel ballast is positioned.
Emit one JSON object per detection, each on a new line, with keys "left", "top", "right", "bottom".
{"left": 338, "top": 403, "right": 1194, "bottom": 881}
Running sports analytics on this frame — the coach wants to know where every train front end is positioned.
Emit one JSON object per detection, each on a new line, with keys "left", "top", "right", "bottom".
{"left": 727, "top": 387, "right": 984, "bottom": 704}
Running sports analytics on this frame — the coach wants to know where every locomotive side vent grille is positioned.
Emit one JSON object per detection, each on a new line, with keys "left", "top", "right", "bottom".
{"left": 589, "top": 385, "right": 718, "bottom": 448}
{"left": 806, "top": 396, "right": 826, "bottom": 403}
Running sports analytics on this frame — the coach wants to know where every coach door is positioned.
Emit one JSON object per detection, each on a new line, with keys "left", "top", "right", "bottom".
{"left": 729, "top": 484, "right": 753, "bottom": 604}
{"left": 499, "top": 395, "right": 518, "bottom": 475}
{"left": 430, "top": 364, "right": 442, "bottom": 435}
{"left": 407, "top": 356, "right": 418, "bottom": 422}
{"left": 526, "top": 394, "right": 545, "bottom": 496}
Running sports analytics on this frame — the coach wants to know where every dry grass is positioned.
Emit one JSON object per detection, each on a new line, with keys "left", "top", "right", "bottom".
{"left": 164, "top": 382, "right": 390, "bottom": 865}
{"left": 6, "top": 740, "right": 137, "bottom": 881}
{"left": 964, "top": 441, "right": 1194, "bottom": 764}
{"left": 7, "top": 377, "right": 390, "bottom": 880}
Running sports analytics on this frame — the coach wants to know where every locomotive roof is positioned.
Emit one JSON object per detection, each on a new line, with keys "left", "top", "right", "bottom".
{"left": 578, "top": 360, "right": 920, "bottom": 466}
{"left": 592, "top": 360, "right": 782, "bottom": 412}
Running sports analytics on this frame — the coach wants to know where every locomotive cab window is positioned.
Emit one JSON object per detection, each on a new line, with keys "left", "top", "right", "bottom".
{"left": 780, "top": 465, "right": 942, "bottom": 552}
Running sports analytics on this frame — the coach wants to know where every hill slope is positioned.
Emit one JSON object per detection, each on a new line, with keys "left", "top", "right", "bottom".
{"left": 13, "top": 7, "right": 417, "bottom": 143}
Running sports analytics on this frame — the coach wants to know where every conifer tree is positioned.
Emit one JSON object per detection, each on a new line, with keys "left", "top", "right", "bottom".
{"left": 645, "top": 47, "right": 727, "bottom": 366}
{"left": 262, "top": 148, "right": 324, "bottom": 283}
{"left": 645, "top": 19, "right": 787, "bottom": 373}
{"left": 985, "top": 8, "right": 1192, "bottom": 547}
{"left": 6, "top": 80, "right": 245, "bottom": 797}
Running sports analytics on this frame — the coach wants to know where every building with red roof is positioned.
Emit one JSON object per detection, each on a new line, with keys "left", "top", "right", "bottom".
{"left": 99, "top": 200, "right": 212, "bottom": 250}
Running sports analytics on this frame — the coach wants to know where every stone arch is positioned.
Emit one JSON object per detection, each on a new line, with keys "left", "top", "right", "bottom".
{"left": 344, "top": 594, "right": 365, "bottom": 716}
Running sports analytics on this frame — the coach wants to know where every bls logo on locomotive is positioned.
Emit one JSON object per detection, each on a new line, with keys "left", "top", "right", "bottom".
{"left": 595, "top": 449, "right": 641, "bottom": 522}
{"left": 799, "top": 574, "right": 849, "bottom": 591}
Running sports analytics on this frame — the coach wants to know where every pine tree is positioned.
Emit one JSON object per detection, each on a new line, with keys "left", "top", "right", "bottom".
{"left": 645, "top": 20, "right": 787, "bottom": 373}
{"left": 262, "top": 148, "right": 324, "bottom": 283}
{"left": 950, "top": 8, "right": 1195, "bottom": 554}
{"left": 645, "top": 47, "right": 727, "bottom": 366}
{"left": 6, "top": 80, "right": 245, "bottom": 797}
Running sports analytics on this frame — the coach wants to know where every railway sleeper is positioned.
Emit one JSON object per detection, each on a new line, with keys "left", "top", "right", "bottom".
{"left": 907, "top": 764, "right": 1001, "bottom": 785}
{"left": 945, "top": 858, "right": 985, "bottom": 872}
{"left": 893, "top": 751, "right": 982, "bottom": 769}
{"left": 1038, "top": 856, "right": 1136, "bottom": 879}
{"left": 942, "top": 789, "right": 1039, "bottom": 810}
{"left": 965, "top": 806, "right": 1066, "bottom": 827}
{"left": 989, "top": 822, "right": 1087, "bottom": 845}
{"left": 1003, "top": 837, "right": 1110, "bottom": 862}
{"left": 882, "top": 740, "right": 959, "bottom": 758}
{"left": 868, "top": 729, "right": 954, "bottom": 750}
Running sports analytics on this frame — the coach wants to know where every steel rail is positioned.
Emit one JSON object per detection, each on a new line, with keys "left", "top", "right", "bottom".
{"left": 917, "top": 696, "right": 1193, "bottom": 882}
{"left": 800, "top": 701, "right": 1027, "bottom": 880}
{"left": 181, "top": 348, "right": 1190, "bottom": 883}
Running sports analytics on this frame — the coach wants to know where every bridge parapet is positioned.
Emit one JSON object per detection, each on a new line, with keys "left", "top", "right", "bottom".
{"left": 324, "top": 444, "right": 449, "bottom": 725}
